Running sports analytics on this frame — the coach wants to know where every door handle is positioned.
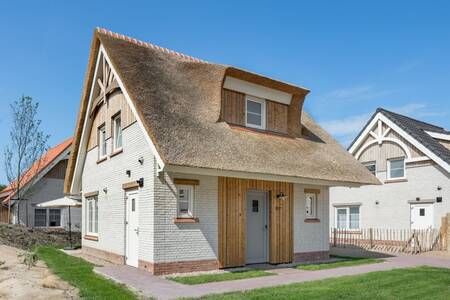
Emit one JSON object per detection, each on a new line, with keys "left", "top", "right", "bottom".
{"left": 134, "top": 228, "right": 139, "bottom": 235}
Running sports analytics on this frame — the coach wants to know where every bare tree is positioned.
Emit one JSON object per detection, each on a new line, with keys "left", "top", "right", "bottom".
{"left": 3, "top": 96, "right": 49, "bottom": 225}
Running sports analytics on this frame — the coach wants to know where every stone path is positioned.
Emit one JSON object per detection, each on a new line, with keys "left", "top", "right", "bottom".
{"left": 95, "top": 254, "right": 450, "bottom": 300}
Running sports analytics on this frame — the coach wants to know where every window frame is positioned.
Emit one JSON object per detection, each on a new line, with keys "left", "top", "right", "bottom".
{"left": 363, "top": 161, "right": 377, "bottom": 176}
{"left": 245, "top": 95, "right": 266, "bottom": 130}
{"left": 34, "top": 208, "right": 48, "bottom": 227}
{"left": 86, "top": 196, "right": 99, "bottom": 236}
{"left": 48, "top": 208, "right": 62, "bottom": 227}
{"left": 98, "top": 124, "right": 107, "bottom": 159}
{"left": 112, "top": 112, "right": 123, "bottom": 152}
{"left": 387, "top": 157, "right": 406, "bottom": 180}
{"left": 335, "top": 206, "right": 360, "bottom": 230}
{"left": 176, "top": 185, "right": 194, "bottom": 218}
{"left": 305, "top": 193, "right": 318, "bottom": 219}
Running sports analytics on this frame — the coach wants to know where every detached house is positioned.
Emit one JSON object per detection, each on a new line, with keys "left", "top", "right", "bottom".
{"left": 331, "top": 108, "right": 450, "bottom": 230}
{"left": 0, "top": 138, "right": 80, "bottom": 230}
{"left": 65, "top": 28, "right": 377, "bottom": 275}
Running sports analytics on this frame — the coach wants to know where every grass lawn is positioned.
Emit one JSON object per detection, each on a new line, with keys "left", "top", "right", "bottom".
{"left": 36, "top": 246, "right": 137, "bottom": 299}
{"left": 193, "top": 266, "right": 450, "bottom": 299}
{"left": 296, "top": 255, "right": 384, "bottom": 270}
{"left": 168, "top": 269, "right": 274, "bottom": 285}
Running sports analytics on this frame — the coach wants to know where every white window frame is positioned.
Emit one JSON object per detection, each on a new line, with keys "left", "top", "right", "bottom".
{"left": 387, "top": 157, "right": 406, "bottom": 179}
{"left": 335, "top": 206, "right": 360, "bottom": 230}
{"left": 112, "top": 113, "right": 123, "bottom": 151}
{"left": 98, "top": 124, "right": 107, "bottom": 159}
{"left": 86, "top": 197, "right": 99, "bottom": 236}
{"left": 245, "top": 95, "right": 266, "bottom": 130}
{"left": 305, "top": 193, "right": 318, "bottom": 219}
{"left": 176, "top": 185, "right": 194, "bottom": 217}
{"left": 363, "top": 161, "right": 376, "bottom": 176}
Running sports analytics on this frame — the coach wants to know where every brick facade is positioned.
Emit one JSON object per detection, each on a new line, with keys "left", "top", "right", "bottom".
{"left": 139, "top": 259, "right": 219, "bottom": 275}
{"left": 294, "top": 250, "right": 329, "bottom": 262}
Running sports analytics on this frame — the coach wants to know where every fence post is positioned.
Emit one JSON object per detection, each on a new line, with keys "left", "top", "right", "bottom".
{"left": 333, "top": 228, "right": 337, "bottom": 247}
{"left": 369, "top": 228, "right": 373, "bottom": 248}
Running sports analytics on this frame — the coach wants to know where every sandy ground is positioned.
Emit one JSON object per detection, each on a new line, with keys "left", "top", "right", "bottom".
{"left": 0, "top": 245, "right": 78, "bottom": 300}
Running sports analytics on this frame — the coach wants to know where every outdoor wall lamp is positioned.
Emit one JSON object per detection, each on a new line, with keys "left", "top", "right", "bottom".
{"left": 138, "top": 156, "right": 144, "bottom": 165}
{"left": 136, "top": 178, "right": 144, "bottom": 188}
{"left": 276, "top": 192, "right": 287, "bottom": 201}
{"left": 103, "top": 187, "right": 108, "bottom": 193}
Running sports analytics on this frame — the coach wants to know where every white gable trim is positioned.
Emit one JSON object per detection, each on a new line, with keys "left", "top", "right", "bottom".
{"left": 223, "top": 76, "right": 292, "bottom": 105}
{"left": 425, "top": 130, "right": 450, "bottom": 141}
{"left": 70, "top": 45, "right": 165, "bottom": 193}
{"left": 349, "top": 112, "right": 450, "bottom": 173}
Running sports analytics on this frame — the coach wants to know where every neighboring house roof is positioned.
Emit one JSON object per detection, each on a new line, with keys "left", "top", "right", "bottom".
{"left": 65, "top": 28, "right": 379, "bottom": 193}
{"left": 349, "top": 108, "right": 450, "bottom": 172}
{"left": 2, "top": 137, "right": 73, "bottom": 204}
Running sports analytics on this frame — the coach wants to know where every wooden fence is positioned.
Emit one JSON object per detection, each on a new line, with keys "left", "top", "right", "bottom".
{"left": 330, "top": 227, "right": 444, "bottom": 254}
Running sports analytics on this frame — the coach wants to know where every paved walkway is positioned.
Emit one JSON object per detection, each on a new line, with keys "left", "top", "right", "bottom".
{"left": 95, "top": 255, "right": 450, "bottom": 300}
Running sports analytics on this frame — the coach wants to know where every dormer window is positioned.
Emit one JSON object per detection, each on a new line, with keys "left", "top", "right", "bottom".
{"left": 245, "top": 96, "right": 266, "bottom": 130}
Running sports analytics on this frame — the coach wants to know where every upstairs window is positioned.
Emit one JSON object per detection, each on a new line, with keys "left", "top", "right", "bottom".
{"left": 98, "top": 125, "right": 107, "bottom": 158}
{"left": 363, "top": 161, "right": 376, "bottom": 176}
{"left": 112, "top": 114, "right": 122, "bottom": 151}
{"left": 176, "top": 185, "right": 193, "bottom": 217}
{"left": 245, "top": 96, "right": 266, "bottom": 130}
{"left": 388, "top": 158, "right": 405, "bottom": 179}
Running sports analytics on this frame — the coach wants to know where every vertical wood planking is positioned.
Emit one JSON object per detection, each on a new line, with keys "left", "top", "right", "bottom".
{"left": 218, "top": 177, "right": 293, "bottom": 268}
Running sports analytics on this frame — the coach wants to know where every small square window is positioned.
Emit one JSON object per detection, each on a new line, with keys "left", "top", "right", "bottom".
{"left": 419, "top": 208, "right": 425, "bottom": 216}
{"left": 363, "top": 162, "right": 376, "bottom": 176}
{"left": 245, "top": 96, "right": 266, "bottom": 130}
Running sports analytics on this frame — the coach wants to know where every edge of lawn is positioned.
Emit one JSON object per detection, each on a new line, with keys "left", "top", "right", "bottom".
{"left": 36, "top": 246, "right": 138, "bottom": 299}
{"left": 296, "top": 255, "right": 384, "bottom": 270}
{"left": 168, "top": 269, "right": 274, "bottom": 285}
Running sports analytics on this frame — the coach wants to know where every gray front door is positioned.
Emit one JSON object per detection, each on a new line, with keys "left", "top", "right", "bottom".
{"left": 246, "top": 190, "right": 269, "bottom": 264}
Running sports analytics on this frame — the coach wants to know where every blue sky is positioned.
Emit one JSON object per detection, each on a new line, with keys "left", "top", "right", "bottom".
{"left": 1, "top": 1, "right": 449, "bottom": 184}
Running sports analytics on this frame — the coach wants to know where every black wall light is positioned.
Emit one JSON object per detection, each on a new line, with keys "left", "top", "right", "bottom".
{"left": 136, "top": 177, "right": 144, "bottom": 187}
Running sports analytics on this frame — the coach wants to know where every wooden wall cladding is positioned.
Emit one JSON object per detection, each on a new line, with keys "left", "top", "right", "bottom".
{"left": 87, "top": 90, "right": 136, "bottom": 150}
{"left": 266, "top": 100, "right": 288, "bottom": 134}
{"left": 221, "top": 89, "right": 289, "bottom": 135}
{"left": 221, "top": 89, "right": 245, "bottom": 126}
{"left": 218, "top": 177, "right": 293, "bottom": 268}
{"left": 44, "top": 159, "right": 68, "bottom": 180}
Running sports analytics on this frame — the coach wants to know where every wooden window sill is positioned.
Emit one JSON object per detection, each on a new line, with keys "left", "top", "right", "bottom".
{"left": 84, "top": 235, "right": 99, "bottom": 241}
{"left": 384, "top": 178, "right": 408, "bottom": 184}
{"left": 96, "top": 156, "right": 107, "bottom": 164}
{"left": 173, "top": 217, "right": 199, "bottom": 223}
{"left": 110, "top": 148, "right": 123, "bottom": 158}
{"left": 304, "top": 218, "right": 320, "bottom": 223}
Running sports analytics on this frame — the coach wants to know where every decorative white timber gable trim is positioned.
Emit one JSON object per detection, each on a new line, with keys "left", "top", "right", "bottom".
{"left": 70, "top": 44, "right": 165, "bottom": 193}
{"left": 425, "top": 131, "right": 450, "bottom": 141}
{"left": 349, "top": 112, "right": 450, "bottom": 173}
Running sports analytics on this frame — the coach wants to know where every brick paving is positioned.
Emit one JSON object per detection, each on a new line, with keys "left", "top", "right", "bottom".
{"left": 95, "top": 254, "right": 450, "bottom": 300}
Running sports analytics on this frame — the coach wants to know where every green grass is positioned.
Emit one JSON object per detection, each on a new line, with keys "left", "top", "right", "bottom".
{"left": 36, "top": 246, "right": 137, "bottom": 299}
{"left": 192, "top": 266, "right": 450, "bottom": 299}
{"left": 168, "top": 269, "right": 274, "bottom": 285}
{"left": 296, "top": 255, "right": 384, "bottom": 270}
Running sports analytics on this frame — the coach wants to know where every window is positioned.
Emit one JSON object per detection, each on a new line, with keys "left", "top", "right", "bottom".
{"left": 87, "top": 197, "right": 98, "bottom": 235}
{"left": 388, "top": 158, "right": 405, "bottom": 179}
{"left": 305, "top": 193, "right": 318, "bottom": 219}
{"left": 336, "top": 206, "right": 360, "bottom": 229}
{"left": 419, "top": 208, "right": 425, "bottom": 216}
{"left": 98, "top": 125, "right": 107, "bottom": 158}
{"left": 49, "top": 209, "right": 61, "bottom": 227}
{"left": 34, "top": 209, "right": 47, "bottom": 227}
{"left": 363, "top": 162, "right": 376, "bottom": 176}
{"left": 112, "top": 114, "right": 122, "bottom": 151}
{"left": 176, "top": 185, "right": 193, "bottom": 217}
{"left": 245, "top": 96, "right": 266, "bottom": 129}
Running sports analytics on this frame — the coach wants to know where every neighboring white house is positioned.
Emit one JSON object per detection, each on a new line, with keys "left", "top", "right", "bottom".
{"left": 65, "top": 28, "right": 377, "bottom": 275}
{"left": 330, "top": 108, "right": 450, "bottom": 230}
{"left": 0, "top": 138, "right": 81, "bottom": 231}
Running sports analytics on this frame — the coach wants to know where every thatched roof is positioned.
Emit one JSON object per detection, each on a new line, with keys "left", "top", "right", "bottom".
{"left": 65, "top": 29, "right": 379, "bottom": 193}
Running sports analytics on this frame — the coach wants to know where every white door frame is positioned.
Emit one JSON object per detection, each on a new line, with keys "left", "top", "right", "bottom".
{"left": 125, "top": 189, "right": 139, "bottom": 267}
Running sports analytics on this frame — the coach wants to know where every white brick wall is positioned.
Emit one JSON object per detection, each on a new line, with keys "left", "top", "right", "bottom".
{"left": 81, "top": 122, "right": 155, "bottom": 259}
{"left": 294, "top": 184, "right": 330, "bottom": 253}
{"left": 153, "top": 173, "right": 218, "bottom": 263}
{"left": 330, "top": 163, "right": 450, "bottom": 229}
